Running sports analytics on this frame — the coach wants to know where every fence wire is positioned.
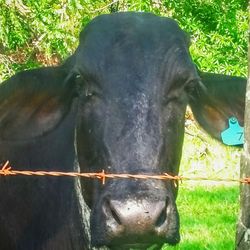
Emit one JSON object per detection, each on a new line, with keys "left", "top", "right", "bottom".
{"left": 0, "top": 161, "right": 249, "bottom": 185}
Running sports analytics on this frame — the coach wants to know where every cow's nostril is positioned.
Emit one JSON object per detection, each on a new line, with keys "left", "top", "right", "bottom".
{"left": 155, "top": 199, "right": 168, "bottom": 227}
{"left": 103, "top": 198, "right": 122, "bottom": 225}
{"left": 110, "top": 203, "right": 122, "bottom": 225}
{"left": 155, "top": 209, "right": 167, "bottom": 227}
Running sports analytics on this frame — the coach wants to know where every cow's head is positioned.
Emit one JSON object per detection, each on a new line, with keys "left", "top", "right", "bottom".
{"left": 74, "top": 12, "right": 199, "bottom": 249}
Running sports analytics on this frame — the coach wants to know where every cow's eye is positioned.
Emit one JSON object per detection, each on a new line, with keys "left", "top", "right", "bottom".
{"left": 73, "top": 73, "right": 84, "bottom": 87}
{"left": 85, "top": 88, "right": 97, "bottom": 98}
{"left": 162, "top": 89, "right": 187, "bottom": 107}
{"left": 74, "top": 73, "right": 101, "bottom": 100}
{"left": 84, "top": 83, "right": 102, "bottom": 102}
{"left": 185, "top": 80, "right": 198, "bottom": 94}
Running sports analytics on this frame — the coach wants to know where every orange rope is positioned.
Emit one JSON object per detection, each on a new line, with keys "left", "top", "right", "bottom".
{"left": 0, "top": 161, "right": 249, "bottom": 185}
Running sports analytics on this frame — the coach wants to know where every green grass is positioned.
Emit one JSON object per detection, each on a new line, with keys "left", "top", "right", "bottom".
{"left": 162, "top": 185, "right": 239, "bottom": 250}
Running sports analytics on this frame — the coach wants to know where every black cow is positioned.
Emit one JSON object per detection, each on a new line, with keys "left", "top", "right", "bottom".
{"left": 0, "top": 12, "right": 246, "bottom": 250}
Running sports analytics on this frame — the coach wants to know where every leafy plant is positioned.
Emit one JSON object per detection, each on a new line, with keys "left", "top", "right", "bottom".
{"left": 0, "top": 0, "right": 247, "bottom": 82}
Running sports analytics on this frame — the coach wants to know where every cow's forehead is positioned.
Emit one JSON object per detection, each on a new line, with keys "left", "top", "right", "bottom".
{"left": 78, "top": 13, "right": 187, "bottom": 58}
{"left": 75, "top": 12, "right": 191, "bottom": 82}
{"left": 80, "top": 12, "right": 185, "bottom": 39}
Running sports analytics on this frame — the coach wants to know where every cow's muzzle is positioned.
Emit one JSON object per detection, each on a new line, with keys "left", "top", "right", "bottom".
{"left": 91, "top": 191, "right": 180, "bottom": 248}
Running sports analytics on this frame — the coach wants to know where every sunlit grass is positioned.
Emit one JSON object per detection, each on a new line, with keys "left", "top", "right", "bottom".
{"left": 162, "top": 185, "right": 239, "bottom": 250}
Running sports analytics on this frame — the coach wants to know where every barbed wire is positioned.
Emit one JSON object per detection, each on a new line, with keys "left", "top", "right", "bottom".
{"left": 0, "top": 161, "right": 249, "bottom": 185}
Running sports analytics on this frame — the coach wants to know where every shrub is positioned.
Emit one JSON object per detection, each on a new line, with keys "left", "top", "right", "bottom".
{"left": 0, "top": 0, "right": 247, "bottom": 82}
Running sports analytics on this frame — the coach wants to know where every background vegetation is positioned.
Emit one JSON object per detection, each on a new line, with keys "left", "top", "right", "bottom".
{"left": 0, "top": 0, "right": 248, "bottom": 82}
{"left": 0, "top": 0, "right": 248, "bottom": 249}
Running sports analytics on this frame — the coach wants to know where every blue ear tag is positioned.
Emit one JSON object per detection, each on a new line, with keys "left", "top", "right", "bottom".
{"left": 221, "top": 117, "right": 244, "bottom": 146}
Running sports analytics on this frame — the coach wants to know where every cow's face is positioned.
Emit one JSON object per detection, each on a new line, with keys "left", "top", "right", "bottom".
{"left": 75, "top": 13, "right": 199, "bottom": 249}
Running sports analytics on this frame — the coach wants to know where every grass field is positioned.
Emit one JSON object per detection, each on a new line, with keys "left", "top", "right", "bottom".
{"left": 163, "top": 185, "right": 239, "bottom": 250}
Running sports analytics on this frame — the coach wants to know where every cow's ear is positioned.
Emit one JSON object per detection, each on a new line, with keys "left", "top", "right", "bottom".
{"left": 188, "top": 71, "right": 246, "bottom": 144}
{"left": 0, "top": 66, "right": 77, "bottom": 141}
